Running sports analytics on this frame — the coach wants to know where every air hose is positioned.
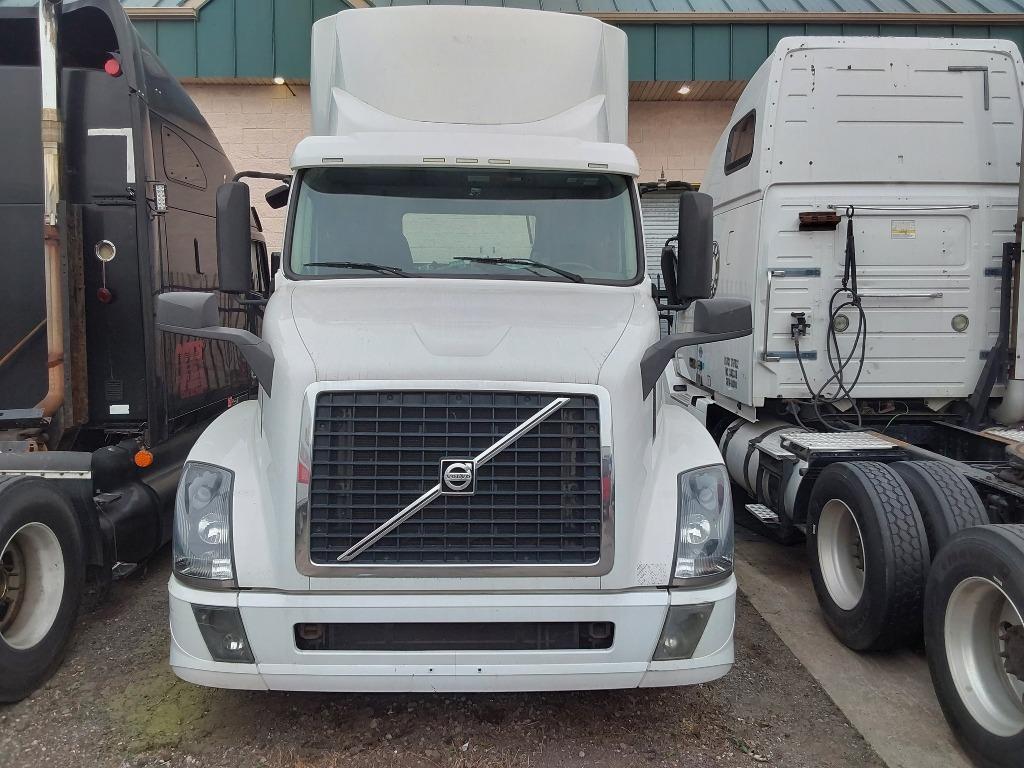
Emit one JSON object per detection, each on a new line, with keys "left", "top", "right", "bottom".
{"left": 791, "top": 207, "right": 869, "bottom": 431}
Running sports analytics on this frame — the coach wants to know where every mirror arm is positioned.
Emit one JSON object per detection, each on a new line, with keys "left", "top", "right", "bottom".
{"left": 639, "top": 327, "right": 751, "bottom": 398}
{"left": 157, "top": 322, "right": 275, "bottom": 396}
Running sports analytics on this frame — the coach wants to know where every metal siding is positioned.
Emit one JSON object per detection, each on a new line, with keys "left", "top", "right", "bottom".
{"left": 996, "top": 24, "right": 1024, "bottom": 49}
{"left": 918, "top": 23, "right": 956, "bottom": 35}
{"left": 133, "top": 18, "right": 158, "bottom": 49}
{"left": 275, "top": 0, "right": 313, "bottom": 79}
{"left": 842, "top": 23, "right": 881, "bottom": 35}
{"left": 731, "top": 24, "right": 768, "bottom": 79}
{"left": 624, "top": 24, "right": 656, "bottom": 80}
{"left": 156, "top": 19, "right": 196, "bottom": 77}
{"left": 313, "top": 0, "right": 348, "bottom": 21}
{"left": 59, "top": 0, "right": 1024, "bottom": 83}
{"left": 196, "top": 0, "right": 234, "bottom": 77}
{"left": 655, "top": 23, "right": 693, "bottom": 80}
{"left": 878, "top": 23, "right": 920, "bottom": 34}
{"left": 955, "top": 23, "right": 993, "bottom": 36}
{"left": 693, "top": 23, "right": 730, "bottom": 79}
{"left": 235, "top": 0, "right": 275, "bottom": 78}
{"left": 768, "top": 23, "right": 805, "bottom": 51}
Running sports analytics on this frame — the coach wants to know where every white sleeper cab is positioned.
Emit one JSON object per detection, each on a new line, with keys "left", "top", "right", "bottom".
{"left": 158, "top": 6, "right": 751, "bottom": 692}
{"left": 673, "top": 37, "right": 1024, "bottom": 768}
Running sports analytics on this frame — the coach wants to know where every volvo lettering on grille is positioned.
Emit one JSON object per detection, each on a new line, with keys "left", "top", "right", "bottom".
{"left": 440, "top": 459, "right": 475, "bottom": 495}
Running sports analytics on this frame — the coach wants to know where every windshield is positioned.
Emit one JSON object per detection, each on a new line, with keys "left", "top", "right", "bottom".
{"left": 287, "top": 168, "right": 640, "bottom": 283}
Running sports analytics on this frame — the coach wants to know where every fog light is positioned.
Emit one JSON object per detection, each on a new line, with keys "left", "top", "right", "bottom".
{"left": 192, "top": 605, "right": 254, "bottom": 663}
{"left": 653, "top": 603, "right": 714, "bottom": 661}
{"left": 952, "top": 314, "right": 969, "bottom": 333}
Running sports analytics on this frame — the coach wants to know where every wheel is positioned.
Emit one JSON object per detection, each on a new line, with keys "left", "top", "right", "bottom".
{"left": 807, "top": 461, "right": 930, "bottom": 651}
{"left": 0, "top": 476, "right": 85, "bottom": 703}
{"left": 890, "top": 460, "right": 990, "bottom": 556}
{"left": 925, "top": 525, "right": 1024, "bottom": 768}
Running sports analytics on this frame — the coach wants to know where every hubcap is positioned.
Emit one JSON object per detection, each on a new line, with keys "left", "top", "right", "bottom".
{"left": 945, "top": 576, "right": 1024, "bottom": 737}
{"left": 0, "top": 523, "right": 65, "bottom": 650}
{"left": 817, "top": 499, "right": 866, "bottom": 611}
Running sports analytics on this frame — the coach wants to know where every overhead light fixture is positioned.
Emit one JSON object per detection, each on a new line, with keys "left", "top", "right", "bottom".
{"left": 677, "top": 84, "right": 692, "bottom": 95}
{"left": 273, "top": 76, "right": 286, "bottom": 85}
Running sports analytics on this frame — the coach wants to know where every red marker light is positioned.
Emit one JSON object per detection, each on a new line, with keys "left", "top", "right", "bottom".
{"left": 104, "top": 57, "right": 122, "bottom": 78}
{"left": 97, "top": 287, "right": 113, "bottom": 304}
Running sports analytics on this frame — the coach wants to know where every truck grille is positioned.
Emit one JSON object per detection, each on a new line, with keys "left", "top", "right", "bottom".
{"left": 307, "top": 391, "right": 604, "bottom": 566}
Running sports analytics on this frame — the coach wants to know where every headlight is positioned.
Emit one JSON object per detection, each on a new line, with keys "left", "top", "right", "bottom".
{"left": 673, "top": 464, "right": 733, "bottom": 585}
{"left": 173, "top": 462, "right": 235, "bottom": 586}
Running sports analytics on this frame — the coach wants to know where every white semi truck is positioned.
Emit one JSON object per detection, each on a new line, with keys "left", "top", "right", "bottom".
{"left": 156, "top": 6, "right": 752, "bottom": 693}
{"left": 671, "top": 37, "right": 1024, "bottom": 767}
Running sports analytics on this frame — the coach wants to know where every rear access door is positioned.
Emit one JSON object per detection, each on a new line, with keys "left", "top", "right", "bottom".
{"left": 761, "top": 42, "right": 1023, "bottom": 401}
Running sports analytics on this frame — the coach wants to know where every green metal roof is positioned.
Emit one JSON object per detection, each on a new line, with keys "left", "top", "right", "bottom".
{"left": 374, "top": 0, "right": 1024, "bottom": 12}
{"left": 3, "top": 0, "right": 1024, "bottom": 81}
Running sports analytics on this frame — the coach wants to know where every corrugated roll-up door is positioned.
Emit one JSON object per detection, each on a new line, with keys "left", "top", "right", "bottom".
{"left": 640, "top": 190, "right": 678, "bottom": 288}
{"left": 640, "top": 190, "right": 680, "bottom": 338}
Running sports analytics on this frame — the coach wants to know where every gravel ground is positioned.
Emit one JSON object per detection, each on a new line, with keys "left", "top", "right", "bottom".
{"left": 0, "top": 551, "right": 883, "bottom": 768}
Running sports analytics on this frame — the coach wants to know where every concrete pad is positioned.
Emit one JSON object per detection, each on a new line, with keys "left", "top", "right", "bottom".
{"left": 735, "top": 530, "right": 971, "bottom": 768}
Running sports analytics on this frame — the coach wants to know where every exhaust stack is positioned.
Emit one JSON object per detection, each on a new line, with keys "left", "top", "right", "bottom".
{"left": 35, "top": 0, "right": 66, "bottom": 420}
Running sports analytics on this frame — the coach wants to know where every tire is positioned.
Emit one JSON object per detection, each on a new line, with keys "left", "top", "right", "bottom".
{"left": 925, "top": 525, "right": 1024, "bottom": 768}
{"left": 0, "top": 475, "right": 85, "bottom": 703}
{"left": 890, "top": 461, "right": 990, "bottom": 556}
{"left": 807, "top": 461, "right": 930, "bottom": 651}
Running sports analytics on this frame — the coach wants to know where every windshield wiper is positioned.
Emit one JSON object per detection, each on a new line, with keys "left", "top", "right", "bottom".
{"left": 454, "top": 257, "right": 585, "bottom": 284}
{"left": 304, "top": 261, "right": 410, "bottom": 277}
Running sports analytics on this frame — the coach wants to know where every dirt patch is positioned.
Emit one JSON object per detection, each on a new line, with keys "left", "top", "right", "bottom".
{"left": 0, "top": 552, "right": 882, "bottom": 768}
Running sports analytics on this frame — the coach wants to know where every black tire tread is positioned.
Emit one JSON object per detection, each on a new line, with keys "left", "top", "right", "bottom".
{"left": 891, "top": 460, "right": 989, "bottom": 554}
{"left": 925, "top": 523, "right": 1024, "bottom": 768}
{"left": 852, "top": 461, "right": 930, "bottom": 648}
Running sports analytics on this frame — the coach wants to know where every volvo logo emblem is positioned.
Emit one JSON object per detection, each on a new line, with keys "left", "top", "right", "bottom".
{"left": 440, "top": 459, "right": 475, "bottom": 495}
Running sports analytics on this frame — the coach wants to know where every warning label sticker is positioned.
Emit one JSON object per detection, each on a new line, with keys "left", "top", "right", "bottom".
{"left": 891, "top": 219, "right": 917, "bottom": 239}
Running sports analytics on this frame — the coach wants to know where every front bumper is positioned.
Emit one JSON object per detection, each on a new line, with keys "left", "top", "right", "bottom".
{"left": 168, "top": 576, "right": 736, "bottom": 692}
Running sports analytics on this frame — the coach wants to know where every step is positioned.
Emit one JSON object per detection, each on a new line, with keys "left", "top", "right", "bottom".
{"left": 745, "top": 503, "right": 779, "bottom": 524}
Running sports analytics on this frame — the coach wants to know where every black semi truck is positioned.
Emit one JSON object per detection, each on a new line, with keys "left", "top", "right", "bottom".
{"left": 0, "top": 0, "right": 268, "bottom": 701}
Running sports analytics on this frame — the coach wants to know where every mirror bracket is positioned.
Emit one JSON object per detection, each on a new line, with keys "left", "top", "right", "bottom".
{"left": 639, "top": 298, "right": 753, "bottom": 398}
{"left": 155, "top": 292, "right": 274, "bottom": 395}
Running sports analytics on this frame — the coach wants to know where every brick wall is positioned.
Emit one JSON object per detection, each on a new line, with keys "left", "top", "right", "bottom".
{"left": 184, "top": 84, "right": 737, "bottom": 250}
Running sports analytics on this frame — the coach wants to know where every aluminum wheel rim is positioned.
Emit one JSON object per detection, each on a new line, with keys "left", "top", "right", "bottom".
{"left": 945, "top": 576, "right": 1024, "bottom": 738}
{"left": 817, "top": 499, "right": 866, "bottom": 611}
{"left": 0, "top": 523, "right": 65, "bottom": 650}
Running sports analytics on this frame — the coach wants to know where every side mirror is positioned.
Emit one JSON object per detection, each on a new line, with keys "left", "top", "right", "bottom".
{"left": 639, "top": 297, "right": 752, "bottom": 398}
{"left": 675, "top": 191, "right": 715, "bottom": 304}
{"left": 265, "top": 184, "right": 289, "bottom": 210}
{"left": 155, "top": 292, "right": 275, "bottom": 395}
{"left": 216, "top": 182, "right": 253, "bottom": 294}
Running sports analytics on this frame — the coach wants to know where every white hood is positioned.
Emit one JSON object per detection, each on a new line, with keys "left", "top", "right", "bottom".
{"left": 288, "top": 279, "right": 637, "bottom": 385}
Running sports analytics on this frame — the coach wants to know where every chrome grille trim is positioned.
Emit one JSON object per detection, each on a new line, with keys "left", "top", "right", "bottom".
{"left": 335, "top": 397, "right": 570, "bottom": 563}
{"left": 294, "top": 384, "right": 614, "bottom": 578}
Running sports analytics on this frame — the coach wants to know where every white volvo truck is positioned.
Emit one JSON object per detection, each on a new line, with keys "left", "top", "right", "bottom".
{"left": 670, "top": 37, "right": 1024, "bottom": 767}
{"left": 155, "top": 6, "right": 753, "bottom": 693}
